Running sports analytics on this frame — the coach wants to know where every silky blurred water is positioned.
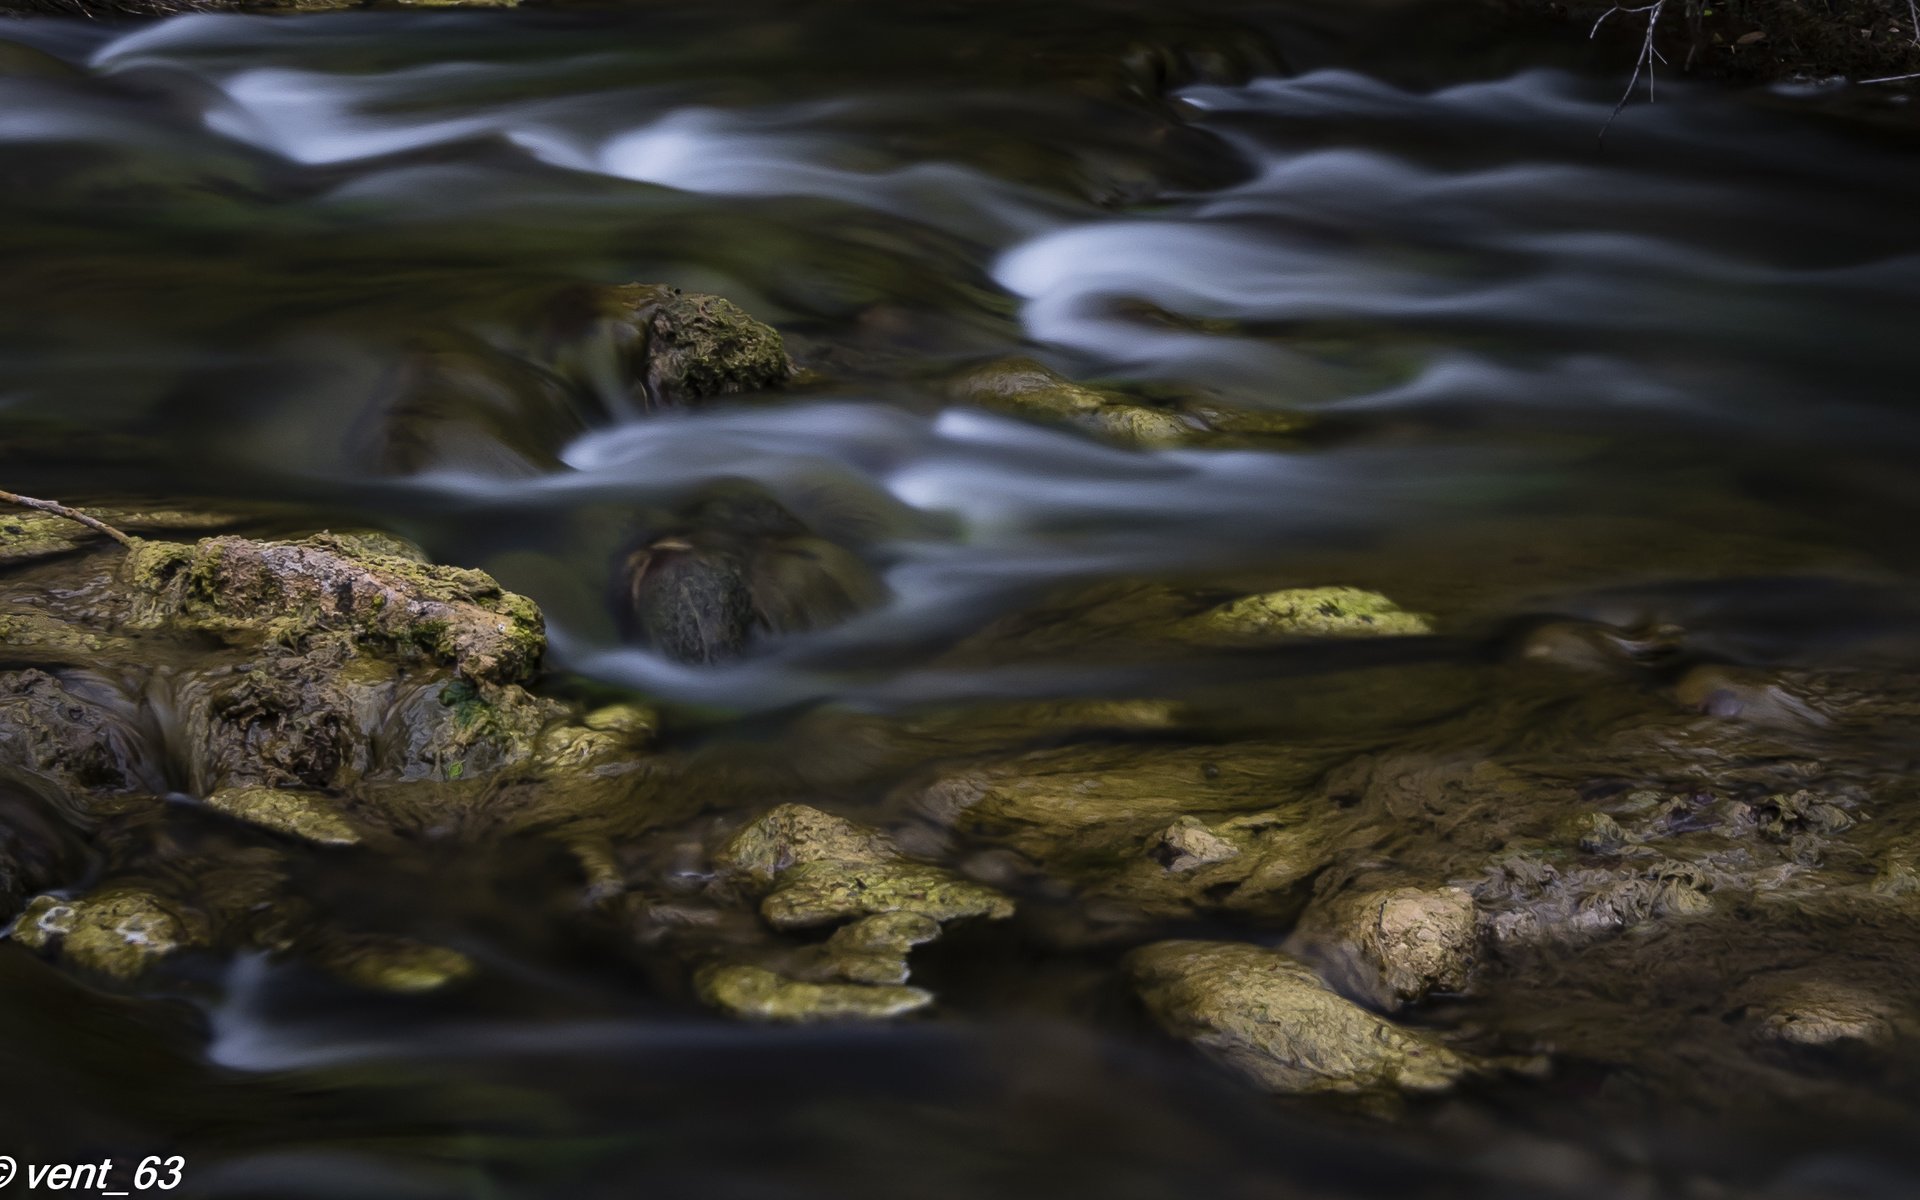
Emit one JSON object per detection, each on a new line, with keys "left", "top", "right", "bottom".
{"left": 6, "top": 1, "right": 1920, "bottom": 1195}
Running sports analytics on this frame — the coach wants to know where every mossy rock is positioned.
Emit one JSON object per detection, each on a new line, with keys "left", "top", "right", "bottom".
{"left": 696, "top": 964, "right": 932, "bottom": 1022}
{"left": 0, "top": 507, "right": 238, "bottom": 568}
{"left": 760, "top": 859, "right": 1014, "bottom": 930}
{"left": 204, "top": 787, "right": 363, "bottom": 847}
{"left": 1127, "top": 940, "right": 1475, "bottom": 1096}
{"left": 950, "top": 357, "right": 1307, "bottom": 449}
{"left": 1179, "top": 587, "right": 1432, "bottom": 641}
{"left": 601, "top": 284, "right": 792, "bottom": 409}
{"left": 10, "top": 888, "right": 210, "bottom": 980}
{"left": 120, "top": 533, "right": 545, "bottom": 686}
{"left": 714, "top": 803, "right": 900, "bottom": 889}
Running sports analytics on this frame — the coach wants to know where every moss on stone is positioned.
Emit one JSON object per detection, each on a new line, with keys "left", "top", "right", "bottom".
{"left": 761, "top": 859, "right": 1014, "bottom": 930}
{"left": 950, "top": 357, "right": 1308, "bottom": 449}
{"left": 204, "top": 787, "right": 362, "bottom": 846}
{"left": 1127, "top": 940, "right": 1473, "bottom": 1096}
{"left": 120, "top": 533, "right": 546, "bottom": 685}
{"left": 1181, "top": 586, "right": 1432, "bottom": 641}
{"left": 696, "top": 963, "right": 932, "bottom": 1022}
{"left": 0, "top": 507, "right": 236, "bottom": 568}
{"left": 9, "top": 888, "right": 208, "bottom": 980}
{"left": 602, "top": 284, "right": 792, "bottom": 408}
{"left": 814, "top": 911, "right": 942, "bottom": 985}
{"left": 714, "top": 803, "right": 901, "bottom": 890}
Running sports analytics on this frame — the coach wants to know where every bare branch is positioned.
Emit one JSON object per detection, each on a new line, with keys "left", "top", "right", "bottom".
{"left": 1597, "top": 0, "right": 1666, "bottom": 142}
{"left": 1860, "top": 71, "right": 1920, "bottom": 84}
{"left": 0, "top": 489, "right": 134, "bottom": 548}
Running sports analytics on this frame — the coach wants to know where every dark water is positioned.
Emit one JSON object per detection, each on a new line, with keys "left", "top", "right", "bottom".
{"left": 6, "top": 1, "right": 1920, "bottom": 1196}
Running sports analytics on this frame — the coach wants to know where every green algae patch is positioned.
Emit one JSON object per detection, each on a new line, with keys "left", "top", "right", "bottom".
{"left": 950, "top": 357, "right": 1308, "bottom": 449}
{"left": 120, "top": 533, "right": 546, "bottom": 685}
{"left": 696, "top": 964, "right": 932, "bottom": 1022}
{"left": 204, "top": 787, "right": 362, "bottom": 847}
{"left": 0, "top": 506, "right": 238, "bottom": 568}
{"left": 761, "top": 860, "right": 1014, "bottom": 930}
{"left": 814, "top": 912, "right": 942, "bottom": 986}
{"left": 9, "top": 888, "right": 208, "bottom": 980}
{"left": 1127, "top": 940, "right": 1474, "bottom": 1097}
{"left": 1181, "top": 586, "right": 1432, "bottom": 641}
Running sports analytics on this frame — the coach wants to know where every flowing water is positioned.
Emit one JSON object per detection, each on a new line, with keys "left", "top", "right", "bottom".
{"left": 6, "top": 1, "right": 1920, "bottom": 1196}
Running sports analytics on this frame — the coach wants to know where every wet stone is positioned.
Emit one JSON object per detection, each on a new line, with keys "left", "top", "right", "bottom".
{"left": 696, "top": 964, "right": 933, "bottom": 1022}
{"left": 1127, "top": 940, "right": 1476, "bottom": 1096}
{"left": 204, "top": 787, "right": 362, "bottom": 847}
{"left": 9, "top": 888, "right": 208, "bottom": 980}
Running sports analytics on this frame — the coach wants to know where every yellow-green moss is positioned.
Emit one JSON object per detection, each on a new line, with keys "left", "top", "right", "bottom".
{"left": 10, "top": 888, "right": 207, "bottom": 980}
{"left": 696, "top": 964, "right": 932, "bottom": 1021}
{"left": 204, "top": 787, "right": 362, "bottom": 846}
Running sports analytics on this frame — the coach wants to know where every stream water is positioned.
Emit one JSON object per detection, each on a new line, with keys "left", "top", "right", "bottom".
{"left": 6, "top": 1, "right": 1920, "bottom": 1196}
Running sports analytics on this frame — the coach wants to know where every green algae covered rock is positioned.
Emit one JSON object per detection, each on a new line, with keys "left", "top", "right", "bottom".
{"left": 712, "top": 802, "right": 900, "bottom": 888}
{"left": 120, "top": 533, "right": 545, "bottom": 686}
{"left": 204, "top": 787, "right": 363, "bottom": 847}
{"left": 812, "top": 912, "right": 942, "bottom": 986}
{"left": 1180, "top": 586, "right": 1432, "bottom": 641}
{"left": 0, "top": 507, "right": 236, "bottom": 568}
{"left": 9, "top": 888, "right": 209, "bottom": 980}
{"left": 717, "top": 803, "right": 1012, "bottom": 930}
{"left": 951, "top": 357, "right": 1308, "bottom": 449}
{"left": 700, "top": 804, "right": 1012, "bottom": 1021}
{"left": 1127, "top": 940, "right": 1474, "bottom": 1096}
{"left": 760, "top": 859, "right": 1013, "bottom": 930}
{"left": 601, "top": 284, "right": 792, "bottom": 409}
{"left": 696, "top": 964, "right": 933, "bottom": 1022}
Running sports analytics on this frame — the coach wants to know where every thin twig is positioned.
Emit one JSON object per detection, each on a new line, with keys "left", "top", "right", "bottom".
{"left": 1593, "top": 0, "right": 1666, "bottom": 142}
{"left": 1860, "top": 70, "right": 1920, "bottom": 83}
{"left": 0, "top": 489, "right": 134, "bottom": 547}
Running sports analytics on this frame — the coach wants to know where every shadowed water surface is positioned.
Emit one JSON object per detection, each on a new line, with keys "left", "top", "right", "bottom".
{"left": 5, "top": 1, "right": 1920, "bottom": 1195}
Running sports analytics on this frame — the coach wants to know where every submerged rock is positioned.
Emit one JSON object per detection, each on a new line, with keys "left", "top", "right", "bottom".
{"left": 1127, "top": 940, "right": 1474, "bottom": 1096}
{"left": 950, "top": 357, "right": 1305, "bottom": 449}
{"left": 950, "top": 580, "right": 1430, "bottom": 666}
{"left": 318, "top": 936, "right": 476, "bottom": 994}
{"left": 0, "top": 669, "right": 156, "bottom": 794}
{"left": 696, "top": 964, "right": 933, "bottom": 1022}
{"left": 610, "top": 481, "right": 887, "bottom": 664}
{"left": 9, "top": 888, "right": 209, "bottom": 980}
{"left": 204, "top": 787, "right": 363, "bottom": 847}
{"left": 698, "top": 804, "right": 1011, "bottom": 1020}
{"left": 1178, "top": 586, "right": 1432, "bottom": 641}
{"left": 717, "top": 802, "right": 1012, "bottom": 930}
{"left": 611, "top": 484, "right": 883, "bottom": 664}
